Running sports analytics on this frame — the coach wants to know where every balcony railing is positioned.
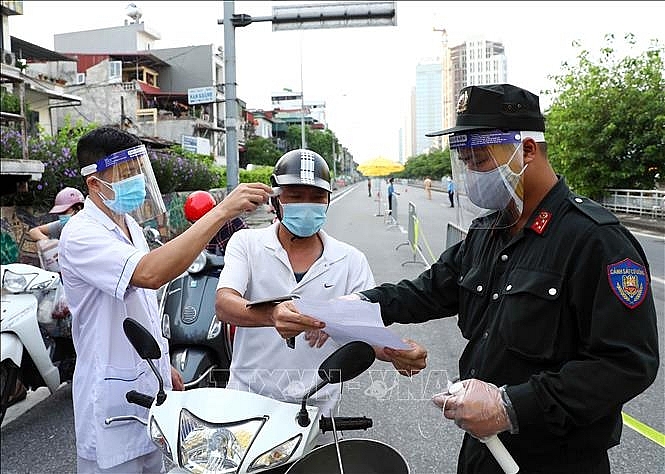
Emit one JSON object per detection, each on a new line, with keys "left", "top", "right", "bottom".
{"left": 601, "top": 189, "right": 664, "bottom": 219}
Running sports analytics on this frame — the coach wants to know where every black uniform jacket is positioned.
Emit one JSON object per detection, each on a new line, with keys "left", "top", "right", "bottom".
{"left": 361, "top": 178, "right": 659, "bottom": 471}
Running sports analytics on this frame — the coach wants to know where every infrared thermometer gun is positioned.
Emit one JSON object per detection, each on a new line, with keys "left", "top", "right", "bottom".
{"left": 448, "top": 382, "right": 519, "bottom": 474}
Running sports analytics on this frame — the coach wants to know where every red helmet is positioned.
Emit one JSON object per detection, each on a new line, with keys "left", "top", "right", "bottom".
{"left": 184, "top": 191, "right": 215, "bottom": 223}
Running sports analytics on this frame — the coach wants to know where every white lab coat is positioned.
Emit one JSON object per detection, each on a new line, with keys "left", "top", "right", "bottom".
{"left": 59, "top": 198, "right": 172, "bottom": 469}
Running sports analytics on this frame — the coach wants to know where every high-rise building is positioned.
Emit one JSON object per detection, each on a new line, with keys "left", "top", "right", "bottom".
{"left": 410, "top": 33, "right": 507, "bottom": 155}
{"left": 448, "top": 36, "right": 507, "bottom": 127}
{"left": 414, "top": 60, "right": 443, "bottom": 156}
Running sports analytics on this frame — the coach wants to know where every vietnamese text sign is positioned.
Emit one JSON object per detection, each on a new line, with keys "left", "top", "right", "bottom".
{"left": 188, "top": 86, "right": 216, "bottom": 105}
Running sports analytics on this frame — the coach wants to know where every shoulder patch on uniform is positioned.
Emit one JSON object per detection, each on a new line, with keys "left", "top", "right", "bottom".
{"left": 568, "top": 195, "right": 619, "bottom": 225}
{"left": 607, "top": 258, "right": 649, "bottom": 309}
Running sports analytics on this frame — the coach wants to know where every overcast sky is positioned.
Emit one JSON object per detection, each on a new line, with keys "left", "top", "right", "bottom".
{"left": 8, "top": 1, "right": 664, "bottom": 163}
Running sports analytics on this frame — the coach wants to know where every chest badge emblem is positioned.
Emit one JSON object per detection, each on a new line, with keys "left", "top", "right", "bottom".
{"left": 607, "top": 258, "right": 648, "bottom": 309}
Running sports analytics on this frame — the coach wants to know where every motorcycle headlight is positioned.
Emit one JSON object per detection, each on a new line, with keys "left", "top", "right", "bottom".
{"left": 247, "top": 435, "right": 301, "bottom": 472}
{"left": 2, "top": 269, "right": 30, "bottom": 293}
{"left": 179, "top": 409, "right": 264, "bottom": 473}
{"left": 187, "top": 253, "right": 207, "bottom": 274}
{"left": 150, "top": 417, "right": 173, "bottom": 462}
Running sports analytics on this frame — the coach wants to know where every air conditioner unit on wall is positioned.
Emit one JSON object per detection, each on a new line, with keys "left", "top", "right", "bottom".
{"left": 2, "top": 50, "right": 16, "bottom": 67}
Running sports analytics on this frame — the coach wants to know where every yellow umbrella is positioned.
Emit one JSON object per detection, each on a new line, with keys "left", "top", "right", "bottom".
{"left": 357, "top": 157, "right": 405, "bottom": 177}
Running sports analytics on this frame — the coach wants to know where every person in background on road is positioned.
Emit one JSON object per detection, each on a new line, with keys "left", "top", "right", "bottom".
{"left": 215, "top": 149, "right": 427, "bottom": 444}
{"left": 183, "top": 190, "right": 249, "bottom": 255}
{"left": 275, "top": 84, "right": 659, "bottom": 473}
{"left": 447, "top": 177, "right": 456, "bottom": 208}
{"left": 387, "top": 177, "right": 399, "bottom": 214}
{"left": 58, "top": 126, "right": 272, "bottom": 474}
{"left": 28, "top": 187, "right": 85, "bottom": 241}
{"left": 424, "top": 176, "right": 432, "bottom": 200}
{"left": 368, "top": 177, "right": 372, "bottom": 197}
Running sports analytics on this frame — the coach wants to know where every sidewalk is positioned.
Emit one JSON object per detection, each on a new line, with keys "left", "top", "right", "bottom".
{"left": 614, "top": 213, "right": 665, "bottom": 234}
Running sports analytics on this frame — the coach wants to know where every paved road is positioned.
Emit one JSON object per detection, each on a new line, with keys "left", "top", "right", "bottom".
{"left": 2, "top": 181, "right": 663, "bottom": 474}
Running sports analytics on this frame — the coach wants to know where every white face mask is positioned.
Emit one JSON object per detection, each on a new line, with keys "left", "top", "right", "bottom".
{"left": 464, "top": 148, "right": 527, "bottom": 211}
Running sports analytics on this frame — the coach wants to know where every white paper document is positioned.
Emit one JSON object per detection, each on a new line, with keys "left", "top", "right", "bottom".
{"left": 293, "top": 298, "right": 411, "bottom": 350}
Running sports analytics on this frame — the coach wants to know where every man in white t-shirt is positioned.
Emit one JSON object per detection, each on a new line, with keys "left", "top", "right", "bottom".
{"left": 59, "top": 126, "right": 272, "bottom": 474}
{"left": 216, "top": 149, "right": 427, "bottom": 439}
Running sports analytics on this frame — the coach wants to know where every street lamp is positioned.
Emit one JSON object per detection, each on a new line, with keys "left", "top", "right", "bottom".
{"left": 299, "top": 30, "right": 306, "bottom": 149}
{"left": 218, "top": 1, "right": 396, "bottom": 193}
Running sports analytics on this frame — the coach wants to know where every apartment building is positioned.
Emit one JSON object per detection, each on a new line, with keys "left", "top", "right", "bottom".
{"left": 50, "top": 20, "right": 228, "bottom": 163}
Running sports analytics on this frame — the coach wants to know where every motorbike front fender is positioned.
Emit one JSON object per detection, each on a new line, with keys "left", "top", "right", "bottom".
{"left": 171, "top": 348, "right": 222, "bottom": 387}
{"left": 1, "top": 332, "right": 23, "bottom": 367}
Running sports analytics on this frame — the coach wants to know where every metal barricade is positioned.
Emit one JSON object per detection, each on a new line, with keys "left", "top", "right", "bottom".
{"left": 445, "top": 221, "right": 468, "bottom": 249}
{"left": 396, "top": 201, "right": 428, "bottom": 266}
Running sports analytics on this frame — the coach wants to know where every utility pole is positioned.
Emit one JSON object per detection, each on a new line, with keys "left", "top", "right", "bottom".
{"left": 219, "top": 1, "right": 395, "bottom": 191}
{"left": 120, "top": 96, "right": 126, "bottom": 130}
{"left": 332, "top": 138, "right": 337, "bottom": 179}
{"left": 300, "top": 31, "right": 306, "bottom": 149}
{"left": 222, "top": 1, "right": 240, "bottom": 193}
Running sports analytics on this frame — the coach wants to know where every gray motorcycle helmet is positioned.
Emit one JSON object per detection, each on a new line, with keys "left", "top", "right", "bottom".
{"left": 270, "top": 149, "right": 332, "bottom": 220}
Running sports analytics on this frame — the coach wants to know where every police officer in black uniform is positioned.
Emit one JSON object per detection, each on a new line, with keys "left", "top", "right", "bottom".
{"left": 365, "top": 84, "right": 659, "bottom": 473}
{"left": 275, "top": 84, "right": 659, "bottom": 473}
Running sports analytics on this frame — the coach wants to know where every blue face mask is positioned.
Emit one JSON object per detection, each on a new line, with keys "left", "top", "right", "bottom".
{"left": 280, "top": 202, "right": 328, "bottom": 237}
{"left": 98, "top": 174, "right": 147, "bottom": 214}
{"left": 58, "top": 214, "right": 71, "bottom": 225}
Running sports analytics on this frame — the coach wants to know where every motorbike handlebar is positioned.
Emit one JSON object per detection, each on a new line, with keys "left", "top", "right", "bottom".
{"left": 126, "top": 390, "right": 155, "bottom": 408}
{"left": 319, "top": 416, "right": 373, "bottom": 433}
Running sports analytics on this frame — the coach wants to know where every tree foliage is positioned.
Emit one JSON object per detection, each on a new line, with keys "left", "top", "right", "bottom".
{"left": 240, "top": 165, "right": 273, "bottom": 186}
{"left": 243, "top": 136, "right": 282, "bottom": 168}
{"left": 284, "top": 126, "right": 339, "bottom": 175}
{"left": 0, "top": 119, "right": 97, "bottom": 208}
{"left": 395, "top": 148, "right": 452, "bottom": 180}
{"left": 545, "top": 34, "right": 665, "bottom": 199}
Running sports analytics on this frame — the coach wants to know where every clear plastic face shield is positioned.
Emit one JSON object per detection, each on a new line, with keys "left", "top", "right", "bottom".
{"left": 449, "top": 130, "right": 543, "bottom": 229}
{"left": 81, "top": 144, "right": 166, "bottom": 223}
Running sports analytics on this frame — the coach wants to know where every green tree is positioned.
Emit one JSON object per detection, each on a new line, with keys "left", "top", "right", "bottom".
{"left": 284, "top": 126, "right": 338, "bottom": 174}
{"left": 243, "top": 136, "right": 282, "bottom": 167}
{"left": 545, "top": 34, "right": 665, "bottom": 199}
{"left": 285, "top": 124, "right": 308, "bottom": 152}
{"left": 395, "top": 148, "right": 452, "bottom": 180}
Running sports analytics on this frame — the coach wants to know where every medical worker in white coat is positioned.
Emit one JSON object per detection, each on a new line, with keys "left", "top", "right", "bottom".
{"left": 216, "top": 149, "right": 428, "bottom": 443}
{"left": 59, "top": 126, "right": 272, "bottom": 474}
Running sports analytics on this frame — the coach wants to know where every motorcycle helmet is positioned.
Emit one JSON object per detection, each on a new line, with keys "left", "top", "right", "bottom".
{"left": 270, "top": 149, "right": 331, "bottom": 219}
{"left": 49, "top": 187, "right": 85, "bottom": 214}
{"left": 184, "top": 190, "right": 216, "bottom": 223}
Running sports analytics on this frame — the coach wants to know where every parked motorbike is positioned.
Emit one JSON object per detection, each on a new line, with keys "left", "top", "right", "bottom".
{"left": 0, "top": 263, "right": 76, "bottom": 423}
{"left": 106, "top": 317, "right": 410, "bottom": 474}
{"left": 144, "top": 227, "right": 234, "bottom": 389}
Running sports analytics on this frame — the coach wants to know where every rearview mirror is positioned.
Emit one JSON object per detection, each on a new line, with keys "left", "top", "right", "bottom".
{"left": 318, "top": 341, "right": 375, "bottom": 384}
{"left": 123, "top": 318, "right": 161, "bottom": 360}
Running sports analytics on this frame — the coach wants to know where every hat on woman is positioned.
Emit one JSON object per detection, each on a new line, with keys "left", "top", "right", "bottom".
{"left": 49, "top": 187, "right": 85, "bottom": 214}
